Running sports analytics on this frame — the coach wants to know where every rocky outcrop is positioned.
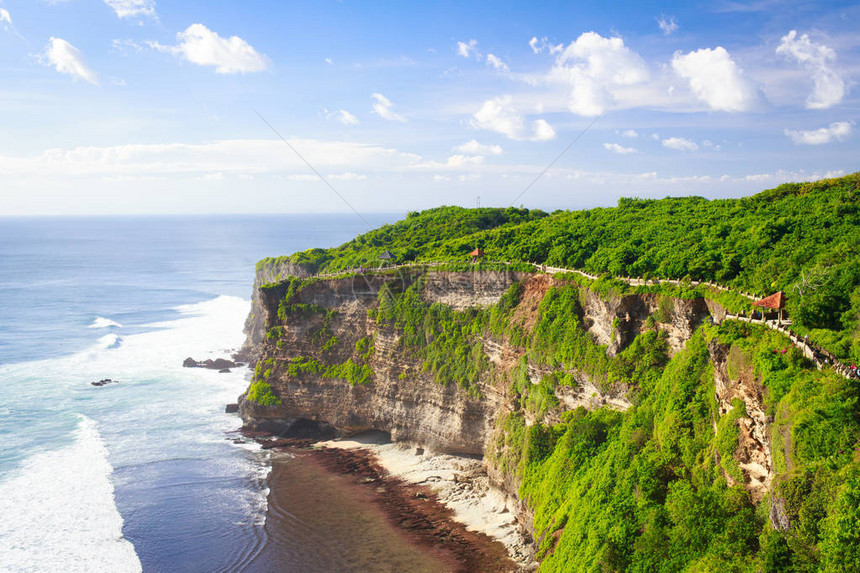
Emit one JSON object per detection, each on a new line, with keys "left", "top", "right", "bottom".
{"left": 582, "top": 289, "right": 709, "bottom": 356}
{"left": 709, "top": 339, "right": 775, "bottom": 504}
{"left": 238, "top": 259, "right": 314, "bottom": 363}
{"left": 183, "top": 357, "right": 239, "bottom": 370}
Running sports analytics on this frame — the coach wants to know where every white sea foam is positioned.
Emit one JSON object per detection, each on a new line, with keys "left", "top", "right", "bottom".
{"left": 98, "top": 333, "right": 123, "bottom": 349}
{"left": 89, "top": 317, "right": 123, "bottom": 329}
{"left": 0, "top": 415, "right": 142, "bottom": 573}
{"left": 0, "top": 295, "right": 270, "bottom": 568}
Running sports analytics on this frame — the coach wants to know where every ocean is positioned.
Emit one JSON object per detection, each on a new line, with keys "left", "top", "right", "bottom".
{"left": 0, "top": 214, "right": 398, "bottom": 572}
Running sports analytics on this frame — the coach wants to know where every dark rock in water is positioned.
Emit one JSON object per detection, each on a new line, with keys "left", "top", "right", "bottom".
{"left": 225, "top": 403, "right": 239, "bottom": 413}
{"left": 183, "top": 357, "right": 238, "bottom": 370}
{"left": 91, "top": 378, "right": 117, "bottom": 387}
{"left": 218, "top": 368, "right": 231, "bottom": 373}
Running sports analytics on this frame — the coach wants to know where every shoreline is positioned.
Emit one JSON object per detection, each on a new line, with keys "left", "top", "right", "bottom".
{"left": 247, "top": 430, "right": 532, "bottom": 572}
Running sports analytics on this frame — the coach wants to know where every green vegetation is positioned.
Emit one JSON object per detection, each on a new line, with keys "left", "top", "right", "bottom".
{"left": 257, "top": 206, "right": 548, "bottom": 274}
{"left": 252, "top": 174, "right": 860, "bottom": 570}
{"left": 527, "top": 285, "right": 670, "bottom": 390}
{"left": 260, "top": 174, "right": 860, "bottom": 362}
{"left": 283, "top": 356, "right": 373, "bottom": 386}
{"left": 246, "top": 360, "right": 282, "bottom": 406}
{"left": 246, "top": 381, "right": 281, "bottom": 406}
{"left": 374, "top": 279, "right": 489, "bottom": 397}
{"left": 492, "top": 316, "right": 859, "bottom": 571}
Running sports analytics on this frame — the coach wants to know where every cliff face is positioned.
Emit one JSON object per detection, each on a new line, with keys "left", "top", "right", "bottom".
{"left": 239, "top": 269, "right": 709, "bottom": 459}
{"left": 238, "top": 265, "right": 801, "bottom": 561}
{"left": 239, "top": 259, "right": 313, "bottom": 362}
{"left": 240, "top": 269, "right": 524, "bottom": 455}
{"left": 708, "top": 339, "right": 780, "bottom": 511}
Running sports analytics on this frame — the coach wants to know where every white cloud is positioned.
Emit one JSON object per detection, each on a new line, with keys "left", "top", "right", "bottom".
{"left": 0, "top": 138, "right": 423, "bottom": 178}
{"left": 671, "top": 47, "right": 757, "bottom": 111}
{"left": 325, "top": 57, "right": 333, "bottom": 65}
{"left": 457, "top": 39, "right": 479, "bottom": 59}
{"left": 776, "top": 30, "right": 845, "bottom": 109}
{"left": 0, "top": 6, "right": 20, "bottom": 39}
{"left": 112, "top": 38, "right": 144, "bottom": 54}
{"left": 200, "top": 171, "right": 223, "bottom": 182}
{"left": 150, "top": 24, "right": 270, "bottom": 74}
{"left": 453, "top": 140, "right": 502, "bottom": 155}
{"left": 529, "top": 36, "right": 563, "bottom": 55}
{"left": 549, "top": 32, "right": 650, "bottom": 116}
{"left": 603, "top": 143, "right": 638, "bottom": 154}
{"left": 325, "top": 108, "right": 359, "bottom": 126}
{"left": 785, "top": 121, "right": 852, "bottom": 145}
{"left": 620, "top": 129, "right": 638, "bottom": 138}
{"left": 39, "top": 38, "right": 99, "bottom": 85}
{"left": 486, "top": 54, "right": 509, "bottom": 72}
{"left": 470, "top": 96, "right": 555, "bottom": 141}
{"left": 662, "top": 137, "right": 698, "bottom": 151}
{"left": 104, "top": 0, "right": 156, "bottom": 19}
{"left": 657, "top": 15, "right": 678, "bottom": 35}
{"left": 371, "top": 93, "right": 406, "bottom": 122}
{"left": 444, "top": 154, "right": 484, "bottom": 167}
{"left": 329, "top": 172, "right": 367, "bottom": 181}
{"left": 413, "top": 154, "right": 486, "bottom": 170}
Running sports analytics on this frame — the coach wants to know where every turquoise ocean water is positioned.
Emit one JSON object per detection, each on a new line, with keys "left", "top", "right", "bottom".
{"left": 0, "top": 215, "right": 393, "bottom": 572}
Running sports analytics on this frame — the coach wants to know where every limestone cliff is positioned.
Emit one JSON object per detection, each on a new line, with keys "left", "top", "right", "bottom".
{"left": 239, "top": 269, "right": 708, "bottom": 459}
{"left": 238, "top": 264, "right": 793, "bottom": 558}
{"left": 240, "top": 269, "right": 524, "bottom": 455}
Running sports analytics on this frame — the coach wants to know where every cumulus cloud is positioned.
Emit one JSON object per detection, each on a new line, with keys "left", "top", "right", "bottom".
{"left": 620, "top": 129, "right": 638, "bottom": 138}
{"left": 150, "top": 24, "right": 270, "bottom": 74}
{"left": 657, "top": 15, "right": 678, "bottom": 35}
{"left": 662, "top": 137, "right": 698, "bottom": 151}
{"left": 671, "top": 47, "right": 757, "bottom": 111}
{"left": 325, "top": 108, "right": 359, "bottom": 126}
{"left": 486, "top": 54, "right": 509, "bottom": 72}
{"left": 371, "top": 93, "right": 406, "bottom": 122}
{"left": 39, "top": 38, "right": 99, "bottom": 85}
{"left": 603, "top": 143, "right": 637, "bottom": 154}
{"left": 549, "top": 32, "right": 650, "bottom": 116}
{"left": 453, "top": 140, "right": 502, "bottom": 155}
{"left": 457, "top": 39, "right": 479, "bottom": 59}
{"left": 104, "top": 0, "right": 156, "bottom": 19}
{"left": 470, "top": 96, "right": 555, "bottom": 141}
{"left": 529, "top": 36, "right": 563, "bottom": 55}
{"left": 776, "top": 30, "right": 846, "bottom": 109}
{"left": 784, "top": 121, "right": 852, "bottom": 145}
{"left": 1, "top": 8, "right": 11, "bottom": 26}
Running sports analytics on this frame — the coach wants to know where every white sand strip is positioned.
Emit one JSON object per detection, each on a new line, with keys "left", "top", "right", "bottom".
{"left": 318, "top": 433, "right": 535, "bottom": 569}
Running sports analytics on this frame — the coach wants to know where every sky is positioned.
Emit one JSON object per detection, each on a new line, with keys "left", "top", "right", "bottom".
{"left": 0, "top": 0, "right": 857, "bottom": 216}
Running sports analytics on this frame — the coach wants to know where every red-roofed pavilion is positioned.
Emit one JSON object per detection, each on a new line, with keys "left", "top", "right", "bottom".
{"left": 753, "top": 291, "right": 786, "bottom": 323}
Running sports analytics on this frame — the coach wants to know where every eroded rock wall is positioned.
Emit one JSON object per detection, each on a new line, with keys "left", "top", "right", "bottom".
{"left": 709, "top": 339, "right": 776, "bottom": 505}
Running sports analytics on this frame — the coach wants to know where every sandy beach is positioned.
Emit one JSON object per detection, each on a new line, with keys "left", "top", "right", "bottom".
{"left": 246, "top": 430, "right": 529, "bottom": 572}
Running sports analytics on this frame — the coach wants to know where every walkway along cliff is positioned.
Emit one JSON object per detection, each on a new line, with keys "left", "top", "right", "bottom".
{"left": 237, "top": 260, "right": 860, "bottom": 570}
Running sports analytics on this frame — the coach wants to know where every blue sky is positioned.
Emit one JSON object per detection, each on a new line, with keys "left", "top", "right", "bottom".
{"left": 0, "top": 0, "right": 857, "bottom": 215}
